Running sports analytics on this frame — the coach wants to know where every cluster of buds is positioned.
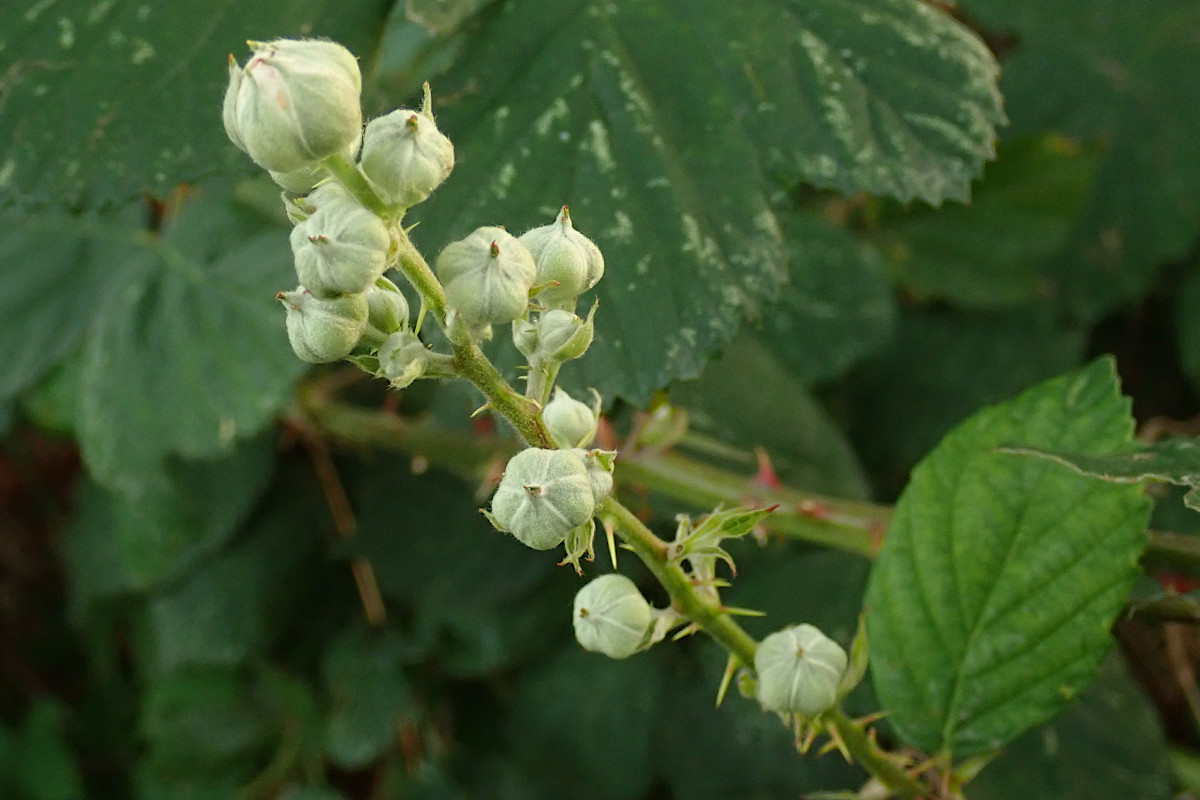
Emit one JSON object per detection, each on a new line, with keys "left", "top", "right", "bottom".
{"left": 224, "top": 39, "right": 457, "bottom": 380}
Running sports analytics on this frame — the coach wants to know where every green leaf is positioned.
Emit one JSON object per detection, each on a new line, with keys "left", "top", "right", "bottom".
{"left": 139, "top": 484, "right": 325, "bottom": 674}
{"left": 672, "top": 335, "right": 870, "bottom": 498}
{"left": 322, "top": 626, "right": 414, "bottom": 769}
{"left": 1175, "top": 266, "right": 1200, "bottom": 394}
{"left": 1000, "top": 438, "right": 1200, "bottom": 510}
{"left": 960, "top": 0, "right": 1200, "bottom": 319}
{"left": 757, "top": 212, "right": 895, "bottom": 385}
{"left": 865, "top": 357, "right": 1152, "bottom": 758}
{"left": 0, "top": 0, "right": 393, "bottom": 209}
{"left": 10, "top": 700, "right": 85, "bottom": 800}
{"left": 72, "top": 187, "right": 305, "bottom": 491}
{"left": 877, "top": 136, "right": 1096, "bottom": 308}
{"left": 509, "top": 646, "right": 659, "bottom": 800}
{"left": 64, "top": 436, "right": 276, "bottom": 613}
{"left": 967, "top": 655, "right": 1170, "bottom": 800}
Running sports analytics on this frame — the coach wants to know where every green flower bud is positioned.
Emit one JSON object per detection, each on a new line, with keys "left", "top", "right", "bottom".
{"left": 575, "top": 448, "right": 615, "bottom": 504}
{"left": 490, "top": 448, "right": 594, "bottom": 550}
{"left": 361, "top": 277, "right": 409, "bottom": 346}
{"left": 437, "top": 227, "right": 536, "bottom": 330}
{"left": 573, "top": 574, "right": 652, "bottom": 659}
{"left": 543, "top": 387, "right": 600, "bottom": 448}
{"left": 519, "top": 206, "right": 604, "bottom": 310}
{"left": 223, "top": 39, "right": 362, "bottom": 173}
{"left": 360, "top": 84, "right": 455, "bottom": 209}
{"left": 278, "top": 287, "right": 368, "bottom": 364}
{"left": 515, "top": 307, "right": 594, "bottom": 362}
{"left": 377, "top": 330, "right": 428, "bottom": 388}
{"left": 290, "top": 196, "right": 390, "bottom": 297}
{"left": 754, "top": 624, "right": 848, "bottom": 716}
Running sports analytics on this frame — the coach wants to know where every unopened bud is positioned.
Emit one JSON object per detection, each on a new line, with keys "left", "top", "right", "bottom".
{"left": 520, "top": 206, "right": 604, "bottom": 310}
{"left": 290, "top": 196, "right": 390, "bottom": 297}
{"left": 543, "top": 387, "right": 600, "bottom": 449}
{"left": 278, "top": 287, "right": 368, "bottom": 363}
{"left": 573, "top": 574, "right": 652, "bottom": 659}
{"left": 489, "top": 448, "right": 595, "bottom": 550}
{"left": 436, "top": 226, "right": 536, "bottom": 330}
{"left": 360, "top": 84, "right": 455, "bottom": 209}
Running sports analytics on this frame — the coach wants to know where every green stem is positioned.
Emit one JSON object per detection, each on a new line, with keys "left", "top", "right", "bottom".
{"left": 525, "top": 355, "right": 560, "bottom": 407}
{"left": 323, "top": 152, "right": 391, "bottom": 218}
{"left": 601, "top": 496, "right": 759, "bottom": 667}
{"left": 826, "top": 707, "right": 925, "bottom": 800}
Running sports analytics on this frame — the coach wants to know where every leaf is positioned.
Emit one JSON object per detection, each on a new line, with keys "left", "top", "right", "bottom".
{"left": 967, "top": 655, "right": 1170, "bottom": 800}
{"left": 865, "top": 357, "right": 1152, "bottom": 758}
{"left": 960, "top": 0, "right": 1200, "bottom": 319}
{"left": 322, "top": 626, "right": 414, "bottom": 769}
{"left": 757, "top": 211, "right": 895, "bottom": 385}
{"left": 0, "top": 0, "right": 393, "bottom": 209}
{"left": 72, "top": 187, "right": 305, "bottom": 491}
{"left": 9, "top": 700, "right": 85, "bottom": 800}
{"left": 844, "top": 306, "right": 1088, "bottom": 492}
{"left": 139, "top": 483, "right": 325, "bottom": 675}
{"left": 671, "top": 335, "right": 871, "bottom": 498}
{"left": 1001, "top": 437, "right": 1200, "bottom": 511}
{"left": 877, "top": 136, "right": 1097, "bottom": 308}
{"left": 64, "top": 436, "right": 276, "bottom": 614}
{"left": 508, "top": 646, "right": 659, "bottom": 800}
{"left": 1175, "top": 266, "right": 1200, "bottom": 394}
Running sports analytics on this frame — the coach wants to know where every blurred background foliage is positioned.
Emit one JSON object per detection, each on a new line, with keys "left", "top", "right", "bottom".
{"left": 0, "top": 0, "right": 1197, "bottom": 797}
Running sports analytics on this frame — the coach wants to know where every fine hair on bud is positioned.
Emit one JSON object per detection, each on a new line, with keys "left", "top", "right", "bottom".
{"left": 573, "top": 574, "right": 653, "bottom": 659}
{"left": 360, "top": 84, "right": 455, "bottom": 209}
{"left": 520, "top": 206, "right": 605, "bottom": 310}
{"left": 436, "top": 226, "right": 536, "bottom": 329}
{"left": 754, "top": 624, "right": 848, "bottom": 716}
{"left": 278, "top": 287, "right": 368, "bottom": 364}
{"left": 490, "top": 448, "right": 595, "bottom": 550}
{"left": 290, "top": 196, "right": 391, "bottom": 297}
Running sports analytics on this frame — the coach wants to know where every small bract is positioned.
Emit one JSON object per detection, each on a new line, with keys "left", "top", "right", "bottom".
{"left": 278, "top": 287, "right": 368, "bottom": 364}
{"left": 360, "top": 84, "right": 455, "bottom": 209}
{"left": 491, "top": 448, "right": 594, "bottom": 550}
{"left": 377, "top": 330, "right": 429, "bottom": 388}
{"left": 515, "top": 308, "right": 594, "bottom": 362}
{"left": 437, "top": 227, "right": 536, "bottom": 329}
{"left": 575, "top": 448, "right": 615, "bottom": 504}
{"left": 754, "top": 624, "right": 848, "bottom": 716}
{"left": 520, "top": 206, "right": 605, "bottom": 310}
{"left": 290, "top": 197, "right": 390, "bottom": 297}
{"left": 223, "top": 39, "right": 362, "bottom": 173}
{"left": 573, "top": 574, "right": 652, "bottom": 659}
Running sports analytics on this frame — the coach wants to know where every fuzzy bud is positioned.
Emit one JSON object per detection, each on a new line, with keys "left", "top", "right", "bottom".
{"left": 754, "top": 624, "right": 848, "bottom": 716}
{"left": 514, "top": 307, "right": 594, "bottom": 363}
{"left": 575, "top": 448, "right": 615, "bottom": 505}
{"left": 278, "top": 287, "right": 368, "bottom": 364}
{"left": 520, "top": 206, "right": 604, "bottom": 310}
{"left": 377, "top": 330, "right": 429, "bottom": 388}
{"left": 543, "top": 387, "right": 600, "bottom": 449}
{"left": 489, "top": 448, "right": 594, "bottom": 550}
{"left": 361, "top": 277, "right": 410, "bottom": 346}
{"left": 290, "top": 196, "right": 390, "bottom": 297}
{"left": 360, "top": 84, "right": 455, "bottom": 209}
{"left": 573, "top": 574, "right": 653, "bottom": 659}
{"left": 223, "top": 39, "right": 363, "bottom": 173}
{"left": 268, "top": 134, "right": 361, "bottom": 194}
{"left": 437, "top": 227, "right": 536, "bottom": 330}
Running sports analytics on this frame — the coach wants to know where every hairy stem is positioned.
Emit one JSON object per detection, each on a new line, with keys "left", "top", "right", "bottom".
{"left": 826, "top": 707, "right": 925, "bottom": 800}
{"left": 323, "top": 152, "right": 391, "bottom": 218}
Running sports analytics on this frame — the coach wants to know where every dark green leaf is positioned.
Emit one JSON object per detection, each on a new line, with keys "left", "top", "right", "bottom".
{"left": 845, "top": 306, "right": 1088, "bottom": 492}
{"left": 64, "top": 436, "right": 275, "bottom": 613}
{"left": 139, "top": 485, "right": 324, "bottom": 674}
{"left": 509, "top": 646, "right": 659, "bottom": 800}
{"left": 757, "top": 211, "right": 895, "bottom": 385}
{"left": 878, "top": 136, "right": 1096, "bottom": 308}
{"left": 322, "top": 626, "right": 413, "bottom": 769}
{"left": 961, "top": 0, "right": 1200, "bottom": 319}
{"left": 73, "top": 187, "right": 305, "bottom": 491}
{"left": 1175, "top": 266, "right": 1200, "bottom": 394}
{"left": 968, "top": 655, "right": 1170, "bottom": 800}
{"left": 10, "top": 700, "right": 84, "bottom": 800}
{"left": 0, "top": 0, "right": 393, "bottom": 208}
{"left": 672, "top": 335, "right": 870, "bottom": 498}
{"left": 865, "top": 358, "right": 1152, "bottom": 758}
{"left": 1000, "top": 437, "right": 1200, "bottom": 510}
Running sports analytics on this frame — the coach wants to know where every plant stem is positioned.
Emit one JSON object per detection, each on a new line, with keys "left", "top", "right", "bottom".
{"left": 826, "top": 707, "right": 925, "bottom": 800}
{"left": 323, "top": 152, "right": 392, "bottom": 218}
{"left": 601, "top": 497, "right": 760, "bottom": 667}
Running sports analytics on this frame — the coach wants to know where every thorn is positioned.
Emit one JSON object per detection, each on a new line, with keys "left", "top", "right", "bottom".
{"left": 715, "top": 654, "right": 737, "bottom": 708}
{"left": 470, "top": 402, "right": 493, "bottom": 418}
{"left": 753, "top": 446, "right": 781, "bottom": 489}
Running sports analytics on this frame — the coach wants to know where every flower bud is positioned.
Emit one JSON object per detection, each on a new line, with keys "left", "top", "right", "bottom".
{"left": 290, "top": 196, "right": 390, "bottom": 297}
{"left": 543, "top": 387, "right": 600, "bottom": 448}
{"left": 575, "top": 448, "right": 615, "bottom": 504}
{"left": 490, "top": 448, "right": 594, "bottom": 550}
{"left": 377, "top": 330, "right": 428, "bottom": 388}
{"left": 362, "top": 277, "right": 410, "bottom": 345}
{"left": 520, "top": 206, "right": 604, "bottom": 310}
{"left": 754, "top": 624, "right": 847, "bottom": 716}
{"left": 223, "top": 39, "right": 362, "bottom": 173}
{"left": 573, "top": 574, "right": 652, "bottom": 659}
{"left": 360, "top": 84, "right": 455, "bottom": 209}
{"left": 515, "top": 307, "right": 594, "bottom": 363}
{"left": 278, "top": 287, "right": 368, "bottom": 364}
{"left": 437, "top": 227, "right": 536, "bottom": 330}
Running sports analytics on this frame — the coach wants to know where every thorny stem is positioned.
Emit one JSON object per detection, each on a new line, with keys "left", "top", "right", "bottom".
{"left": 826, "top": 707, "right": 926, "bottom": 800}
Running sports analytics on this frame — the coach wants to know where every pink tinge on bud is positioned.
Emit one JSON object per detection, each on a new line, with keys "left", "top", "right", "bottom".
{"left": 489, "top": 240, "right": 501, "bottom": 257}
{"left": 406, "top": 114, "right": 420, "bottom": 132}
{"left": 559, "top": 205, "right": 571, "bottom": 224}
